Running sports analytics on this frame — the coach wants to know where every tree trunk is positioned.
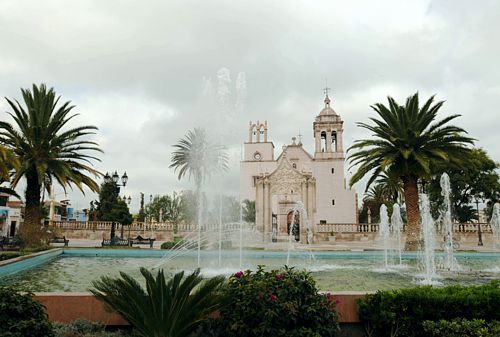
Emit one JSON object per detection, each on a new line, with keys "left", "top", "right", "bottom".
{"left": 403, "top": 176, "right": 421, "bottom": 251}
{"left": 20, "top": 174, "right": 43, "bottom": 247}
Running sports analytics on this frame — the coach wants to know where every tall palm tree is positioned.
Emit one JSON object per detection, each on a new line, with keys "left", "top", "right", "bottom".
{"left": 348, "top": 93, "right": 473, "bottom": 250}
{"left": 0, "top": 84, "right": 101, "bottom": 245}
{"left": 91, "top": 268, "right": 227, "bottom": 337}
{"left": 170, "top": 128, "right": 228, "bottom": 265}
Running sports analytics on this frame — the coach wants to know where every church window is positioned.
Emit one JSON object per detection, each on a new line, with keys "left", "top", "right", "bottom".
{"left": 331, "top": 168, "right": 335, "bottom": 174}
{"left": 332, "top": 199, "right": 335, "bottom": 205}
{"left": 260, "top": 130, "right": 264, "bottom": 135}
{"left": 321, "top": 131, "right": 327, "bottom": 152}
{"left": 332, "top": 131, "right": 337, "bottom": 152}
{"left": 320, "top": 220, "right": 326, "bottom": 225}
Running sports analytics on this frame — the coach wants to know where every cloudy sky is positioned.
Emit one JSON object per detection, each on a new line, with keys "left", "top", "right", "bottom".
{"left": 0, "top": 0, "right": 498, "bottom": 213}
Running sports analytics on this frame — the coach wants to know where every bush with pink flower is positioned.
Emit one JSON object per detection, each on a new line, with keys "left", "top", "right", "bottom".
{"left": 201, "top": 266, "right": 339, "bottom": 337}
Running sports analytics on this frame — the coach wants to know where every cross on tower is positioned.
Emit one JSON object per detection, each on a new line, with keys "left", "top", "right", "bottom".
{"left": 297, "top": 129, "right": 303, "bottom": 144}
{"left": 323, "top": 86, "right": 331, "bottom": 96}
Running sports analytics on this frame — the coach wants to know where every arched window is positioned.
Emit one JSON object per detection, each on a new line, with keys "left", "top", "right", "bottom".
{"left": 321, "top": 131, "right": 327, "bottom": 152}
{"left": 331, "top": 131, "right": 337, "bottom": 152}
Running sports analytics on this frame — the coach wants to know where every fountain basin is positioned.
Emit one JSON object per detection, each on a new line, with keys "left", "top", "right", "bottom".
{"left": 1, "top": 249, "right": 499, "bottom": 292}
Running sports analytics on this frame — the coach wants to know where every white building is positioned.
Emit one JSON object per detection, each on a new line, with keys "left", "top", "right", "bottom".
{"left": 240, "top": 93, "right": 357, "bottom": 243}
{"left": 0, "top": 193, "right": 23, "bottom": 237}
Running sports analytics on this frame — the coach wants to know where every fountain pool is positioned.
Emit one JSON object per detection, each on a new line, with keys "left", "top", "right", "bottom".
{"left": 1, "top": 249, "right": 499, "bottom": 292}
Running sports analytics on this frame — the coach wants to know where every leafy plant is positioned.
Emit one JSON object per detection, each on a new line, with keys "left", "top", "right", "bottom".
{"left": 91, "top": 268, "right": 226, "bottom": 337}
{"left": 358, "top": 281, "right": 500, "bottom": 337}
{"left": 204, "top": 266, "right": 339, "bottom": 337}
{"left": 422, "top": 319, "right": 500, "bottom": 337}
{"left": 160, "top": 237, "right": 186, "bottom": 249}
{"left": 52, "top": 319, "right": 136, "bottom": 337}
{"left": 0, "top": 286, "right": 54, "bottom": 337}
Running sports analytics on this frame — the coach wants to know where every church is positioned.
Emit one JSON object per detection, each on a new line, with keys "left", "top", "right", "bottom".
{"left": 240, "top": 91, "right": 358, "bottom": 243}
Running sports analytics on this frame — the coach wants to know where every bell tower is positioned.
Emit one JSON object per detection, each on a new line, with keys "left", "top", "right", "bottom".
{"left": 313, "top": 89, "right": 344, "bottom": 160}
{"left": 244, "top": 120, "right": 274, "bottom": 161}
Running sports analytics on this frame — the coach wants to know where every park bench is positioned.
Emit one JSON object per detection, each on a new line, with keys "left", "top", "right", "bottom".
{"left": 101, "top": 237, "right": 130, "bottom": 247}
{"left": 49, "top": 236, "right": 69, "bottom": 246}
{"left": 129, "top": 235, "right": 155, "bottom": 248}
{"left": 0, "top": 236, "right": 22, "bottom": 251}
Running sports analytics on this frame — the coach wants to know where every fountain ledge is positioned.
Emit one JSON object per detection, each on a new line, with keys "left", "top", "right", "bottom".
{"left": 34, "top": 292, "right": 369, "bottom": 324}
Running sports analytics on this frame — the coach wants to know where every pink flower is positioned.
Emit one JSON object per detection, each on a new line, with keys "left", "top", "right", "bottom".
{"left": 269, "top": 293, "right": 278, "bottom": 302}
{"left": 276, "top": 274, "right": 284, "bottom": 280}
{"left": 335, "top": 299, "right": 342, "bottom": 305}
{"left": 235, "top": 271, "right": 244, "bottom": 279}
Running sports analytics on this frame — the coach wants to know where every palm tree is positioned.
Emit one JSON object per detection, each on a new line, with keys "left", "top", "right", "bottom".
{"left": 0, "top": 145, "right": 20, "bottom": 198}
{"left": 348, "top": 93, "right": 473, "bottom": 250}
{"left": 0, "top": 144, "right": 18, "bottom": 182}
{"left": 91, "top": 268, "right": 226, "bottom": 337}
{"left": 376, "top": 170, "right": 404, "bottom": 204}
{"left": 170, "top": 128, "right": 228, "bottom": 265}
{"left": 0, "top": 84, "right": 101, "bottom": 245}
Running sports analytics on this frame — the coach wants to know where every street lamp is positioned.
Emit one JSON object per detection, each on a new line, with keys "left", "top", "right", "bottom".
{"left": 474, "top": 195, "right": 485, "bottom": 246}
{"left": 104, "top": 170, "right": 129, "bottom": 241}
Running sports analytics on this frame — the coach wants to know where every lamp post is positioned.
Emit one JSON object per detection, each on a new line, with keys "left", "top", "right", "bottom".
{"left": 474, "top": 195, "right": 485, "bottom": 246}
{"left": 104, "top": 171, "right": 129, "bottom": 241}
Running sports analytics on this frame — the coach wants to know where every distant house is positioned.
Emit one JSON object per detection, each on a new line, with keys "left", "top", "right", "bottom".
{"left": 43, "top": 199, "right": 88, "bottom": 222}
{"left": 0, "top": 193, "right": 23, "bottom": 237}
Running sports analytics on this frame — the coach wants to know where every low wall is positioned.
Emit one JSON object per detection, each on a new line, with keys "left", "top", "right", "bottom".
{"left": 60, "top": 229, "right": 174, "bottom": 242}
{"left": 34, "top": 292, "right": 366, "bottom": 325}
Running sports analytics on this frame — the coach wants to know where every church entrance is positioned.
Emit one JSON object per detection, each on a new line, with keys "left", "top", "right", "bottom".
{"left": 287, "top": 211, "right": 300, "bottom": 242}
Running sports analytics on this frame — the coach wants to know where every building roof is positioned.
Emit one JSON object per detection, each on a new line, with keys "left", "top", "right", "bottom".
{"left": 318, "top": 94, "right": 338, "bottom": 116}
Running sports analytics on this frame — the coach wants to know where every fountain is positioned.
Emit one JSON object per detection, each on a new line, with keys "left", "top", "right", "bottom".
{"left": 286, "top": 201, "right": 313, "bottom": 265}
{"left": 491, "top": 203, "right": 500, "bottom": 249}
{"left": 419, "top": 194, "right": 438, "bottom": 284}
{"left": 391, "top": 204, "right": 404, "bottom": 266}
{"left": 440, "top": 173, "right": 459, "bottom": 271}
{"left": 379, "top": 204, "right": 390, "bottom": 269}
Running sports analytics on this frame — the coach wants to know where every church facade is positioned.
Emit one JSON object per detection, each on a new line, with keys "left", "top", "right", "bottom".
{"left": 240, "top": 93, "right": 357, "bottom": 243}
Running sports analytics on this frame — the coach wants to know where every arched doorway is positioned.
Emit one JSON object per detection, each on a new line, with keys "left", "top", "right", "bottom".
{"left": 287, "top": 211, "right": 300, "bottom": 242}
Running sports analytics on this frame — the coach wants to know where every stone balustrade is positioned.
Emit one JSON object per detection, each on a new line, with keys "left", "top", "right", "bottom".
{"left": 51, "top": 221, "right": 255, "bottom": 233}
{"left": 317, "top": 222, "right": 492, "bottom": 234}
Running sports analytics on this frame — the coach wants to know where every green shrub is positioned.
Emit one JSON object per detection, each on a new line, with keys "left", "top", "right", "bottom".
{"left": 0, "top": 286, "right": 54, "bottom": 337}
{"left": 161, "top": 236, "right": 188, "bottom": 249}
{"left": 0, "top": 252, "right": 21, "bottom": 261}
{"left": 52, "top": 319, "right": 136, "bottom": 337}
{"left": 422, "top": 319, "right": 500, "bottom": 337}
{"left": 204, "top": 266, "right": 339, "bottom": 337}
{"left": 358, "top": 281, "right": 500, "bottom": 337}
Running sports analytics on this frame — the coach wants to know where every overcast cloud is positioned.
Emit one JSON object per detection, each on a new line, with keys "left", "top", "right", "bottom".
{"left": 0, "top": 0, "right": 499, "bottom": 212}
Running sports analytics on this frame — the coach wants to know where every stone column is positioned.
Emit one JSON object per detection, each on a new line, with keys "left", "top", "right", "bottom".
{"left": 337, "top": 129, "right": 344, "bottom": 154}
{"left": 315, "top": 130, "right": 321, "bottom": 153}
{"left": 308, "top": 181, "right": 316, "bottom": 229}
{"left": 263, "top": 181, "right": 271, "bottom": 242}
{"left": 326, "top": 129, "right": 332, "bottom": 152}
{"left": 255, "top": 181, "right": 263, "bottom": 233}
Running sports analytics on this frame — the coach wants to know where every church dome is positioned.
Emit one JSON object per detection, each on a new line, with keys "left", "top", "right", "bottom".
{"left": 319, "top": 94, "right": 338, "bottom": 116}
